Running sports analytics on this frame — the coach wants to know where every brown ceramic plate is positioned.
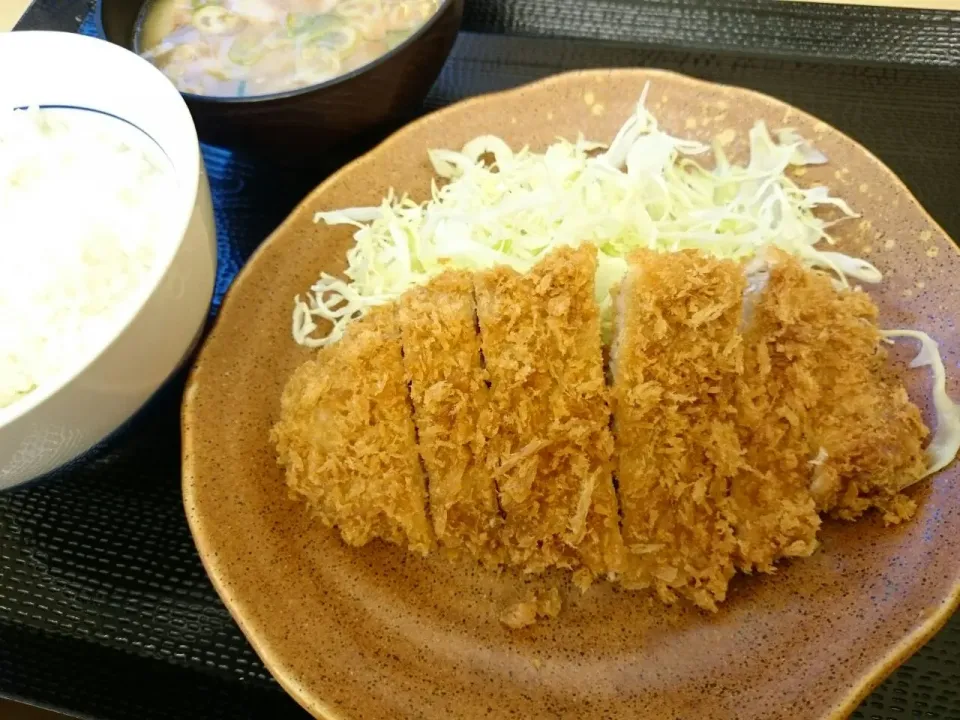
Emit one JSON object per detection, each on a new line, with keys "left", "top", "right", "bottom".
{"left": 182, "top": 69, "right": 960, "bottom": 720}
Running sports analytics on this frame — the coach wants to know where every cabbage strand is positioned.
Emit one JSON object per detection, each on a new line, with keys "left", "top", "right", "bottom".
{"left": 294, "top": 84, "right": 876, "bottom": 348}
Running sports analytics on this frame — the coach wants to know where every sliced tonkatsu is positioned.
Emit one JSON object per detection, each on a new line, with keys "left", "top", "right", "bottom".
{"left": 272, "top": 305, "right": 435, "bottom": 555}
{"left": 272, "top": 243, "right": 935, "bottom": 618}
{"left": 731, "top": 255, "right": 930, "bottom": 572}
{"left": 751, "top": 256, "right": 927, "bottom": 527}
{"left": 811, "top": 368, "right": 928, "bottom": 524}
{"left": 475, "top": 244, "right": 624, "bottom": 578}
{"left": 398, "top": 271, "right": 504, "bottom": 566}
{"left": 611, "top": 249, "right": 742, "bottom": 611}
{"left": 728, "top": 257, "right": 824, "bottom": 572}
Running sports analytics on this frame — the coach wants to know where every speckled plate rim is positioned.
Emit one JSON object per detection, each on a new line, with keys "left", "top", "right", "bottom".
{"left": 182, "top": 67, "right": 960, "bottom": 720}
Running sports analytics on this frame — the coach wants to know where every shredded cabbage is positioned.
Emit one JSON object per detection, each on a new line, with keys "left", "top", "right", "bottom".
{"left": 883, "top": 330, "right": 960, "bottom": 478}
{"left": 293, "top": 83, "right": 878, "bottom": 347}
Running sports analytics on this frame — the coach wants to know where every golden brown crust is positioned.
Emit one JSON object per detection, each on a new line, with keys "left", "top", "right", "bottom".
{"left": 475, "top": 244, "right": 624, "bottom": 577}
{"left": 731, "top": 259, "right": 824, "bottom": 572}
{"left": 398, "top": 271, "right": 504, "bottom": 565}
{"left": 272, "top": 246, "right": 931, "bottom": 617}
{"left": 271, "top": 306, "right": 435, "bottom": 555}
{"left": 612, "top": 249, "right": 742, "bottom": 611}
{"left": 731, "top": 255, "right": 929, "bottom": 572}
{"left": 499, "top": 587, "right": 563, "bottom": 630}
{"left": 812, "top": 377, "right": 927, "bottom": 525}
{"left": 768, "top": 260, "right": 929, "bottom": 525}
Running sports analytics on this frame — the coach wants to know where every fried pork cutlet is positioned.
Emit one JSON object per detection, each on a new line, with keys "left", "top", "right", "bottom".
{"left": 272, "top": 306, "right": 435, "bottom": 555}
{"left": 731, "top": 259, "right": 824, "bottom": 572}
{"left": 398, "top": 271, "right": 503, "bottom": 565}
{"left": 812, "top": 380, "right": 927, "bottom": 524}
{"left": 474, "top": 244, "right": 624, "bottom": 579}
{"left": 611, "top": 249, "right": 743, "bottom": 611}
{"left": 731, "top": 255, "right": 929, "bottom": 572}
{"left": 765, "top": 258, "right": 929, "bottom": 524}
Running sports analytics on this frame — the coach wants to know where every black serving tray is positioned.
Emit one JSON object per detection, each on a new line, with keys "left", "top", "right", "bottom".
{"left": 4, "top": 2, "right": 960, "bottom": 718}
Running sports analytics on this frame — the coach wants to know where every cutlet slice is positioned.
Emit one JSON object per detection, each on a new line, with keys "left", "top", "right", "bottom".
{"left": 810, "top": 368, "right": 929, "bottom": 524}
{"left": 475, "top": 244, "right": 624, "bottom": 578}
{"left": 611, "top": 249, "right": 742, "bottom": 611}
{"left": 731, "top": 257, "right": 929, "bottom": 569}
{"left": 398, "top": 271, "right": 504, "bottom": 565}
{"left": 765, "top": 258, "right": 928, "bottom": 525}
{"left": 730, "top": 258, "right": 823, "bottom": 572}
{"left": 811, "top": 370, "right": 928, "bottom": 525}
{"left": 272, "top": 306, "right": 435, "bottom": 555}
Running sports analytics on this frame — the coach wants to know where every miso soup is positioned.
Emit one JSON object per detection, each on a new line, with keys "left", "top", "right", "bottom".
{"left": 137, "top": 0, "right": 441, "bottom": 97}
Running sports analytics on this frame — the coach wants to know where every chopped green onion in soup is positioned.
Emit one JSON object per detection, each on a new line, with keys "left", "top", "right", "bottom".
{"left": 137, "top": 0, "right": 441, "bottom": 97}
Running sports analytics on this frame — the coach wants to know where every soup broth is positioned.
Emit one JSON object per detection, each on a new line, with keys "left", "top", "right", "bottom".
{"left": 137, "top": 0, "right": 441, "bottom": 97}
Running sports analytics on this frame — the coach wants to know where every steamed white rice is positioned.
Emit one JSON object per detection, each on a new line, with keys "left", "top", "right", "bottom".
{"left": 0, "top": 107, "right": 177, "bottom": 410}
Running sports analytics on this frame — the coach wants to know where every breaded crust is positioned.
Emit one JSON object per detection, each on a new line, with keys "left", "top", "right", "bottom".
{"left": 271, "top": 306, "right": 435, "bottom": 555}
{"left": 272, "top": 245, "right": 932, "bottom": 618}
{"left": 764, "top": 258, "right": 928, "bottom": 525}
{"left": 475, "top": 244, "right": 623, "bottom": 577}
{"left": 612, "top": 249, "right": 742, "bottom": 611}
{"left": 398, "top": 271, "right": 504, "bottom": 565}
{"left": 731, "top": 259, "right": 825, "bottom": 572}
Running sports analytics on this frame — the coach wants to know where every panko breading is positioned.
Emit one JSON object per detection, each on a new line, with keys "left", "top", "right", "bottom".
{"left": 611, "top": 249, "right": 742, "bottom": 611}
{"left": 272, "top": 306, "right": 435, "bottom": 555}
{"left": 731, "top": 259, "right": 825, "bottom": 572}
{"left": 499, "top": 586, "right": 563, "bottom": 630}
{"left": 812, "top": 378, "right": 927, "bottom": 524}
{"left": 475, "top": 244, "right": 624, "bottom": 577}
{"left": 398, "top": 271, "right": 504, "bottom": 565}
{"left": 764, "top": 259, "right": 928, "bottom": 524}
{"left": 273, "top": 242, "right": 937, "bottom": 621}
{"left": 730, "top": 256, "right": 928, "bottom": 572}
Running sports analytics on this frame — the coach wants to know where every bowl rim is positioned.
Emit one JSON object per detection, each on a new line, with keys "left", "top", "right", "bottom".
{"left": 95, "top": 0, "right": 462, "bottom": 105}
{"left": 0, "top": 30, "right": 203, "bottom": 430}
{"left": 182, "top": 67, "right": 960, "bottom": 720}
